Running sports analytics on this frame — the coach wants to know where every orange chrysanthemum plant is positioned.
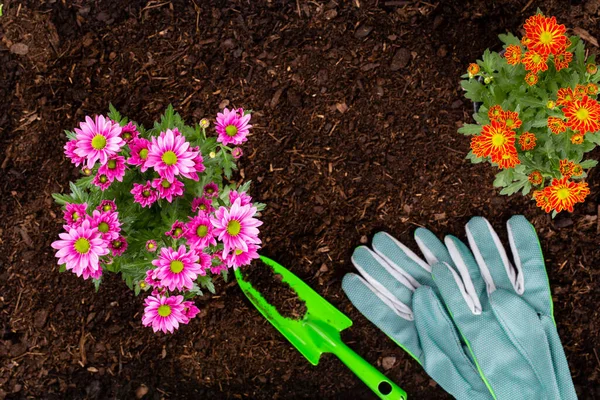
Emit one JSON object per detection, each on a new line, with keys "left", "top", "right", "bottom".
{"left": 460, "top": 12, "right": 600, "bottom": 216}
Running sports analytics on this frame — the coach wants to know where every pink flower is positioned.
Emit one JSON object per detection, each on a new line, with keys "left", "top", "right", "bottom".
{"left": 166, "top": 221, "right": 186, "bottom": 239}
{"left": 145, "top": 129, "right": 199, "bottom": 182}
{"left": 109, "top": 236, "right": 128, "bottom": 256}
{"left": 91, "top": 210, "right": 121, "bottom": 241}
{"left": 97, "top": 200, "right": 117, "bottom": 213}
{"left": 64, "top": 140, "right": 85, "bottom": 166}
{"left": 196, "top": 250, "right": 212, "bottom": 272}
{"left": 191, "top": 146, "right": 206, "bottom": 174}
{"left": 191, "top": 197, "right": 215, "bottom": 214}
{"left": 51, "top": 219, "right": 109, "bottom": 279}
{"left": 131, "top": 181, "right": 158, "bottom": 208}
{"left": 120, "top": 121, "right": 139, "bottom": 143}
{"left": 216, "top": 108, "right": 252, "bottom": 146}
{"left": 127, "top": 138, "right": 151, "bottom": 171}
{"left": 142, "top": 295, "right": 188, "bottom": 334}
{"left": 74, "top": 115, "right": 124, "bottom": 169}
{"left": 63, "top": 203, "right": 88, "bottom": 228}
{"left": 182, "top": 301, "right": 200, "bottom": 322}
{"left": 224, "top": 242, "right": 260, "bottom": 269}
{"left": 211, "top": 199, "right": 262, "bottom": 256}
{"left": 98, "top": 155, "right": 127, "bottom": 182}
{"left": 203, "top": 182, "right": 219, "bottom": 198}
{"left": 151, "top": 178, "right": 184, "bottom": 203}
{"left": 185, "top": 215, "right": 216, "bottom": 250}
{"left": 93, "top": 173, "right": 113, "bottom": 191}
{"left": 146, "top": 240, "right": 158, "bottom": 252}
{"left": 145, "top": 268, "right": 162, "bottom": 287}
{"left": 210, "top": 255, "right": 227, "bottom": 275}
{"left": 152, "top": 245, "right": 205, "bottom": 291}
{"left": 229, "top": 190, "right": 252, "bottom": 206}
{"left": 81, "top": 167, "right": 93, "bottom": 176}
{"left": 231, "top": 147, "right": 243, "bottom": 159}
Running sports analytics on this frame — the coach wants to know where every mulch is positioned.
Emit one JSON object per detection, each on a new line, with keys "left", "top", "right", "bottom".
{"left": 1, "top": 0, "right": 600, "bottom": 398}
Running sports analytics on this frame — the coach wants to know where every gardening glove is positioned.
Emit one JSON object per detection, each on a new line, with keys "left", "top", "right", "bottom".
{"left": 342, "top": 230, "right": 493, "bottom": 399}
{"left": 426, "top": 215, "right": 576, "bottom": 400}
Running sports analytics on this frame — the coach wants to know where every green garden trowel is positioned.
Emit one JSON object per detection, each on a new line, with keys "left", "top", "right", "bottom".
{"left": 234, "top": 255, "right": 407, "bottom": 400}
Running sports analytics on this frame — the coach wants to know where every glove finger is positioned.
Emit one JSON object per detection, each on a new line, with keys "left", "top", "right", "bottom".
{"left": 466, "top": 216, "right": 518, "bottom": 293}
{"left": 431, "top": 262, "right": 481, "bottom": 321}
{"left": 539, "top": 316, "right": 577, "bottom": 400}
{"left": 445, "top": 235, "right": 486, "bottom": 311}
{"left": 506, "top": 215, "right": 553, "bottom": 317}
{"left": 372, "top": 232, "right": 434, "bottom": 287}
{"left": 342, "top": 273, "right": 423, "bottom": 362}
{"left": 351, "top": 246, "right": 415, "bottom": 316}
{"left": 414, "top": 227, "right": 454, "bottom": 266}
{"left": 413, "top": 287, "right": 494, "bottom": 400}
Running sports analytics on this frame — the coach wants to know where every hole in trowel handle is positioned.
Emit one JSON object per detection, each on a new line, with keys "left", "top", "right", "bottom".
{"left": 378, "top": 381, "right": 392, "bottom": 395}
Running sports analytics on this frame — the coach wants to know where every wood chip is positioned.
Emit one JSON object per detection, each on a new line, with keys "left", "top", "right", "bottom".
{"left": 573, "top": 27, "right": 599, "bottom": 47}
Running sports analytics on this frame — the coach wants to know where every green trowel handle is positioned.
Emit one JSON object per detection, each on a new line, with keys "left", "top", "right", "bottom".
{"left": 333, "top": 341, "right": 407, "bottom": 400}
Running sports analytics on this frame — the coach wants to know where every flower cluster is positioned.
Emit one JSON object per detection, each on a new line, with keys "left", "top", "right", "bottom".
{"left": 461, "top": 13, "right": 599, "bottom": 215}
{"left": 52, "top": 105, "right": 264, "bottom": 334}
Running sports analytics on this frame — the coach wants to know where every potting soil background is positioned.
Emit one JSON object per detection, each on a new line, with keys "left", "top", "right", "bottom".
{"left": 1, "top": 0, "right": 600, "bottom": 398}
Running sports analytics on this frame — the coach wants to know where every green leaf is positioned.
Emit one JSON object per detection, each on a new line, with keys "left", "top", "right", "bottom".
{"left": 74, "top": 175, "right": 95, "bottom": 190}
{"left": 466, "top": 150, "right": 484, "bottom": 164}
{"left": 461, "top": 79, "right": 486, "bottom": 103}
{"left": 93, "top": 277, "right": 102, "bottom": 292}
{"left": 457, "top": 124, "right": 483, "bottom": 135}
{"left": 59, "top": 264, "right": 67, "bottom": 273}
{"left": 498, "top": 33, "right": 521, "bottom": 47}
{"left": 65, "top": 130, "right": 77, "bottom": 141}
{"left": 108, "top": 103, "right": 122, "bottom": 124}
{"left": 221, "top": 269, "right": 229, "bottom": 283}
{"left": 579, "top": 159, "right": 598, "bottom": 168}
{"left": 499, "top": 179, "right": 526, "bottom": 195}
{"left": 198, "top": 275, "right": 215, "bottom": 294}
{"left": 52, "top": 193, "right": 74, "bottom": 206}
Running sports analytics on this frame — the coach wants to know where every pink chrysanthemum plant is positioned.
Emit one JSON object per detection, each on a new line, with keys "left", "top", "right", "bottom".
{"left": 52, "top": 104, "right": 264, "bottom": 334}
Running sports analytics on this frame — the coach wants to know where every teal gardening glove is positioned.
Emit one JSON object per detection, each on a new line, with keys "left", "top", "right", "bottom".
{"left": 342, "top": 215, "right": 576, "bottom": 399}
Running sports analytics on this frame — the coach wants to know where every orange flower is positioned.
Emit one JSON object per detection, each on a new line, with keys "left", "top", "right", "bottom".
{"left": 587, "top": 63, "right": 598, "bottom": 75}
{"left": 521, "top": 36, "right": 532, "bottom": 48}
{"left": 523, "top": 13, "right": 547, "bottom": 33}
{"left": 488, "top": 105, "right": 504, "bottom": 121}
{"left": 519, "top": 132, "right": 537, "bottom": 150}
{"left": 533, "top": 190, "right": 553, "bottom": 213}
{"left": 470, "top": 121, "right": 516, "bottom": 159}
{"left": 574, "top": 84, "right": 587, "bottom": 100}
{"left": 563, "top": 96, "right": 600, "bottom": 134}
{"left": 529, "top": 171, "right": 543, "bottom": 185}
{"left": 504, "top": 45, "right": 522, "bottom": 65}
{"left": 525, "top": 72, "right": 539, "bottom": 86}
{"left": 587, "top": 83, "right": 598, "bottom": 96}
{"left": 559, "top": 159, "right": 573, "bottom": 178}
{"left": 524, "top": 15, "right": 567, "bottom": 55}
{"left": 468, "top": 63, "right": 480, "bottom": 77}
{"left": 547, "top": 116, "right": 567, "bottom": 134}
{"left": 571, "top": 164, "right": 583, "bottom": 177}
{"left": 498, "top": 110, "right": 522, "bottom": 130}
{"left": 571, "top": 133, "right": 585, "bottom": 144}
{"left": 543, "top": 177, "right": 589, "bottom": 212}
{"left": 493, "top": 150, "right": 520, "bottom": 170}
{"left": 556, "top": 87, "right": 575, "bottom": 106}
{"left": 553, "top": 51, "right": 572, "bottom": 71}
{"left": 522, "top": 51, "right": 549, "bottom": 73}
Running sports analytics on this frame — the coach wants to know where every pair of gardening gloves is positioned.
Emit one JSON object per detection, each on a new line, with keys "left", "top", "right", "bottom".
{"left": 342, "top": 215, "right": 577, "bottom": 400}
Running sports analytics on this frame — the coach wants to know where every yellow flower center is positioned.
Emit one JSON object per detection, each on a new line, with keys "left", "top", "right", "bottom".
{"left": 161, "top": 180, "right": 171, "bottom": 188}
{"left": 148, "top": 243, "right": 155, "bottom": 249}
{"left": 157, "top": 305, "right": 172, "bottom": 317}
{"left": 162, "top": 151, "right": 178, "bottom": 166}
{"left": 91, "top": 134, "right": 107, "bottom": 150}
{"left": 492, "top": 133, "right": 507, "bottom": 147}
{"left": 576, "top": 107, "right": 590, "bottom": 121}
{"left": 107, "top": 159, "right": 117, "bottom": 169}
{"left": 142, "top": 189, "right": 151, "bottom": 197}
{"left": 225, "top": 125, "right": 238, "bottom": 137}
{"left": 174, "top": 228, "right": 183, "bottom": 237}
{"left": 505, "top": 118, "right": 514, "bottom": 127}
{"left": 199, "top": 204, "right": 207, "bottom": 211}
{"left": 556, "top": 188, "right": 571, "bottom": 200}
{"left": 170, "top": 260, "right": 184, "bottom": 273}
{"left": 99, "top": 175, "right": 108, "bottom": 183}
{"left": 139, "top": 148, "right": 149, "bottom": 159}
{"left": 539, "top": 31, "right": 553, "bottom": 45}
{"left": 72, "top": 212, "right": 80, "bottom": 221}
{"left": 196, "top": 224, "right": 208, "bottom": 238}
{"left": 74, "top": 238, "right": 91, "bottom": 254}
{"left": 227, "top": 220, "right": 241, "bottom": 236}
{"left": 235, "top": 249, "right": 243, "bottom": 256}
{"left": 98, "top": 222, "right": 110, "bottom": 233}
{"left": 532, "top": 54, "right": 541, "bottom": 63}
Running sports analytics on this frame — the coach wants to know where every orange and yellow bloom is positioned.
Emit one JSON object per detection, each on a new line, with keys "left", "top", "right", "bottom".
{"left": 468, "top": 63, "right": 480, "bottom": 77}
{"left": 471, "top": 121, "right": 516, "bottom": 160}
{"left": 525, "top": 72, "right": 538, "bottom": 86}
{"left": 563, "top": 96, "right": 600, "bottom": 134}
{"left": 542, "top": 177, "right": 590, "bottom": 212}
{"left": 524, "top": 15, "right": 567, "bottom": 55}
{"left": 528, "top": 171, "right": 543, "bottom": 185}
{"left": 505, "top": 45, "right": 522, "bottom": 65}
{"left": 534, "top": 190, "right": 553, "bottom": 213}
{"left": 559, "top": 159, "right": 573, "bottom": 178}
{"left": 495, "top": 151, "right": 521, "bottom": 170}
{"left": 556, "top": 87, "right": 575, "bottom": 106}
{"left": 498, "top": 110, "right": 522, "bottom": 130}
{"left": 587, "top": 83, "right": 598, "bottom": 96}
{"left": 522, "top": 51, "right": 549, "bottom": 73}
{"left": 519, "top": 132, "right": 537, "bottom": 150}
{"left": 547, "top": 116, "right": 567, "bottom": 134}
{"left": 571, "top": 133, "right": 585, "bottom": 144}
{"left": 587, "top": 63, "right": 598, "bottom": 75}
{"left": 572, "top": 164, "right": 583, "bottom": 177}
{"left": 553, "top": 51, "right": 572, "bottom": 71}
{"left": 488, "top": 105, "right": 504, "bottom": 121}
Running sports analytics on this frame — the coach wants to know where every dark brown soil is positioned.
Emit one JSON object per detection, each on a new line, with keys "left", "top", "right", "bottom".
{"left": 1, "top": 0, "right": 600, "bottom": 399}
{"left": 241, "top": 260, "right": 307, "bottom": 320}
